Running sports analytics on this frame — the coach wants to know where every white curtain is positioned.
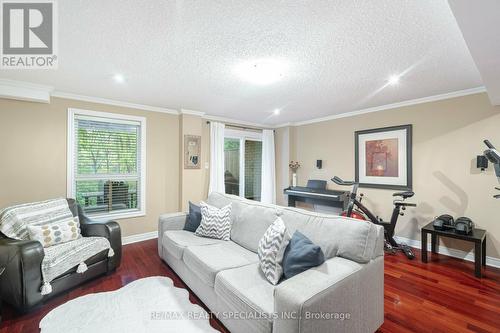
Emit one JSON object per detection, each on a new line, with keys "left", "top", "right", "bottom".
{"left": 261, "top": 129, "right": 276, "bottom": 204}
{"left": 209, "top": 122, "right": 226, "bottom": 194}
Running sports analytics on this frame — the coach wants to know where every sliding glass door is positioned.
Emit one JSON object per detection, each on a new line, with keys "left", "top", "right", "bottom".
{"left": 224, "top": 129, "right": 262, "bottom": 201}
{"left": 224, "top": 138, "right": 241, "bottom": 196}
{"left": 244, "top": 140, "right": 262, "bottom": 200}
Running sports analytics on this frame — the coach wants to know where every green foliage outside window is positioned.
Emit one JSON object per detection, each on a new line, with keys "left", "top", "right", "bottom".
{"left": 75, "top": 125, "right": 139, "bottom": 210}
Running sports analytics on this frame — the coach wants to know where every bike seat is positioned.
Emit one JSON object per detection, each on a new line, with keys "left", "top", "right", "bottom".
{"left": 393, "top": 191, "right": 414, "bottom": 199}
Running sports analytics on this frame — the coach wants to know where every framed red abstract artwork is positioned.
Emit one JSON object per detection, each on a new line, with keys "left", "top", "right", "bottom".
{"left": 355, "top": 124, "right": 412, "bottom": 190}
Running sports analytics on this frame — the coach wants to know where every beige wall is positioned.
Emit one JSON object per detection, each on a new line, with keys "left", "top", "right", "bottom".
{"left": 2, "top": 91, "right": 499, "bottom": 260}
{"left": 277, "top": 93, "right": 500, "bottom": 259}
{"left": 0, "top": 97, "right": 180, "bottom": 237}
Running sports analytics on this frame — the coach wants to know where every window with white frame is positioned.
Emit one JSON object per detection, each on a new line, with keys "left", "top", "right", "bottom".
{"left": 224, "top": 128, "right": 262, "bottom": 201}
{"left": 67, "top": 109, "right": 146, "bottom": 219}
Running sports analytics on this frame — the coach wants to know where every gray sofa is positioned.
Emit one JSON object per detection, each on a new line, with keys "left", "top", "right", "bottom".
{"left": 158, "top": 192, "right": 384, "bottom": 333}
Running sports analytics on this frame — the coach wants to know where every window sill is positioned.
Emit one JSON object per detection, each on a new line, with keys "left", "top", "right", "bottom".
{"left": 87, "top": 210, "right": 146, "bottom": 221}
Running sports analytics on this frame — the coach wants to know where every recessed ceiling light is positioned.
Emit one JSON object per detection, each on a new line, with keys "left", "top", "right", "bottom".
{"left": 113, "top": 74, "right": 125, "bottom": 83}
{"left": 388, "top": 75, "right": 400, "bottom": 86}
{"left": 234, "top": 59, "right": 287, "bottom": 85}
{"left": 273, "top": 109, "right": 281, "bottom": 115}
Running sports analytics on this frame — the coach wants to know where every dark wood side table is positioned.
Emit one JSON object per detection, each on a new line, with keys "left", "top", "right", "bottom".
{"left": 421, "top": 222, "right": 486, "bottom": 278}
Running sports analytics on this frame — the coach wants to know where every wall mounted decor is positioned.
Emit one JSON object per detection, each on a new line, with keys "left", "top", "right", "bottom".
{"left": 355, "top": 124, "right": 412, "bottom": 190}
{"left": 184, "top": 135, "right": 201, "bottom": 169}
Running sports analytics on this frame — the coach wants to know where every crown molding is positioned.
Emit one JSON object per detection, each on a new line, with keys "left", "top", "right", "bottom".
{"left": 274, "top": 86, "right": 487, "bottom": 128}
{"left": 273, "top": 122, "right": 293, "bottom": 129}
{"left": 203, "top": 114, "right": 272, "bottom": 129}
{"left": 51, "top": 91, "right": 179, "bottom": 115}
{"left": 0, "top": 79, "right": 53, "bottom": 103}
{"left": 180, "top": 108, "right": 205, "bottom": 117}
{"left": 1, "top": 79, "right": 487, "bottom": 128}
{"left": 52, "top": 91, "right": 268, "bottom": 128}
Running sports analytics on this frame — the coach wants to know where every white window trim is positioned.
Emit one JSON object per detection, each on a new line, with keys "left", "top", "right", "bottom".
{"left": 67, "top": 108, "right": 147, "bottom": 220}
{"left": 224, "top": 128, "right": 262, "bottom": 198}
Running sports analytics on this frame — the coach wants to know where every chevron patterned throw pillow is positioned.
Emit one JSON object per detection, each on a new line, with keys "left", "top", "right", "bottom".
{"left": 195, "top": 202, "right": 232, "bottom": 240}
{"left": 258, "top": 217, "right": 291, "bottom": 285}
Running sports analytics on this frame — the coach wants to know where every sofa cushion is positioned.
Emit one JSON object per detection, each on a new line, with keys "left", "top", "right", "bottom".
{"left": 297, "top": 217, "right": 380, "bottom": 263}
{"left": 183, "top": 241, "right": 258, "bottom": 287}
{"left": 195, "top": 202, "right": 232, "bottom": 240}
{"left": 282, "top": 231, "right": 325, "bottom": 279}
{"left": 28, "top": 216, "right": 81, "bottom": 248}
{"left": 206, "top": 192, "right": 384, "bottom": 263}
{"left": 162, "top": 230, "right": 223, "bottom": 260}
{"left": 215, "top": 263, "right": 275, "bottom": 333}
{"left": 184, "top": 201, "right": 202, "bottom": 232}
{"left": 275, "top": 256, "right": 363, "bottom": 303}
{"left": 278, "top": 207, "right": 383, "bottom": 262}
{"left": 207, "top": 192, "right": 279, "bottom": 253}
{"left": 205, "top": 191, "right": 233, "bottom": 209}
{"left": 257, "top": 217, "right": 291, "bottom": 285}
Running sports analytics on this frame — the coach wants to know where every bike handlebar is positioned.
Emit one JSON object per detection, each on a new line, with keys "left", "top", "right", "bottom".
{"left": 394, "top": 201, "right": 416, "bottom": 207}
{"left": 484, "top": 139, "right": 495, "bottom": 149}
{"left": 331, "top": 176, "right": 355, "bottom": 186}
{"left": 333, "top": 175, "right": 418, "bottom": 206}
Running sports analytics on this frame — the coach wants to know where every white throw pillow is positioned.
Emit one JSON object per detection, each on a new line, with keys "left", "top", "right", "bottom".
{"left": 195, "top": 202, "right": 232, "bottom": 240}
{"left": 27, "top": 216, "right": 81, "bottom": 248}
{"left": 258, "top": 217, "right": 291, "bottom": 285}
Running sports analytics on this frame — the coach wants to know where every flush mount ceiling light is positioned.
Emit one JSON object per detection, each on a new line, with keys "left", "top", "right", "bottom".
{"left": 234, "top": 59, "right": 288, "bottom": 85}
{"left": 388, "top": 74, "right": 400, "bottom": 86}
{"left": 273, "top": 108, "right": 281, "bottom": 115}
{"left": 113, "top": 73, "right": 125, "bottom": 83}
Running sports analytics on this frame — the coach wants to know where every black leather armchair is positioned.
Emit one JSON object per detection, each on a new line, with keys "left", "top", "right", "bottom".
{"left": 0, "top": 199, "right": 122, "bottom": 312}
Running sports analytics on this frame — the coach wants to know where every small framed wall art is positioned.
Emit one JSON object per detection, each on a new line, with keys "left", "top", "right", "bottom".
{"left": 184, "top": 135, "right": 201, "bottom": 169}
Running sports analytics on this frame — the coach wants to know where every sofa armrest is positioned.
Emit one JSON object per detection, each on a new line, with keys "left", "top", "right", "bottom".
{"left": 273, "top": 256, "right": 384, "bottom": 333}
{"left": 0, "top": 237, "right": 45, "bottom": 310}
{"left": 158, "top": 212, "right": 188, "bottom": 256}
{"left": 158, "top": 212, "right": 188, "bottom": 233}
{"left": 78, "top": 205, "right": 122, "bottom": 269}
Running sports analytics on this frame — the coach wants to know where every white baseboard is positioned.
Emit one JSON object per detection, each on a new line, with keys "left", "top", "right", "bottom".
{"left": 394, "top": 236, "right": 500, "bottom": 269}
{"left": 122, "top": 231, "right": 158, "bottom": 245}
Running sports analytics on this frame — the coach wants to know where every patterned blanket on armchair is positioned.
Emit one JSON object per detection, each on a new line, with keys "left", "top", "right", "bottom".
{"left": 0, "top": 198, "right": 114, "bottom": 295}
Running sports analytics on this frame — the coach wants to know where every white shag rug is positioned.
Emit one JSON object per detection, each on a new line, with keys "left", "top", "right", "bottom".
{"left": 40, "top": 276, "right": 218, "bottom": 333}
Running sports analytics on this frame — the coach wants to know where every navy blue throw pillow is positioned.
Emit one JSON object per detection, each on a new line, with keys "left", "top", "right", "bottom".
{"left": 184, "top": 201, "right": 202, "bottom": 232}
{"left": 282, "top": 231, "right": 325, "bottom": 279}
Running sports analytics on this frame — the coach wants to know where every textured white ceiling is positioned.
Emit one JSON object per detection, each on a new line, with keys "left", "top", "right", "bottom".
{"left": 0, "top": 0, "right": 483, "bottom": 125}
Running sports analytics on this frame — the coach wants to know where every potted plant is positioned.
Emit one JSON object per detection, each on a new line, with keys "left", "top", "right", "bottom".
{"left": 289, "top": 161, "right": 301, "bottom": 187}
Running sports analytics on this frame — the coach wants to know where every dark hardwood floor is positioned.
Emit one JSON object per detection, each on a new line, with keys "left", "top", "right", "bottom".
{"left": 1, "top": 239, "right": 499, "bottom": 333}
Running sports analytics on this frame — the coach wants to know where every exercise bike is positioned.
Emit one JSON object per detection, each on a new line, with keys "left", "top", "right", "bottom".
{"left": 331, "top": 176, "right": 417, "bottom": 259}
{"left": 483, "top": 140, "right": 500, "bottom": 199}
